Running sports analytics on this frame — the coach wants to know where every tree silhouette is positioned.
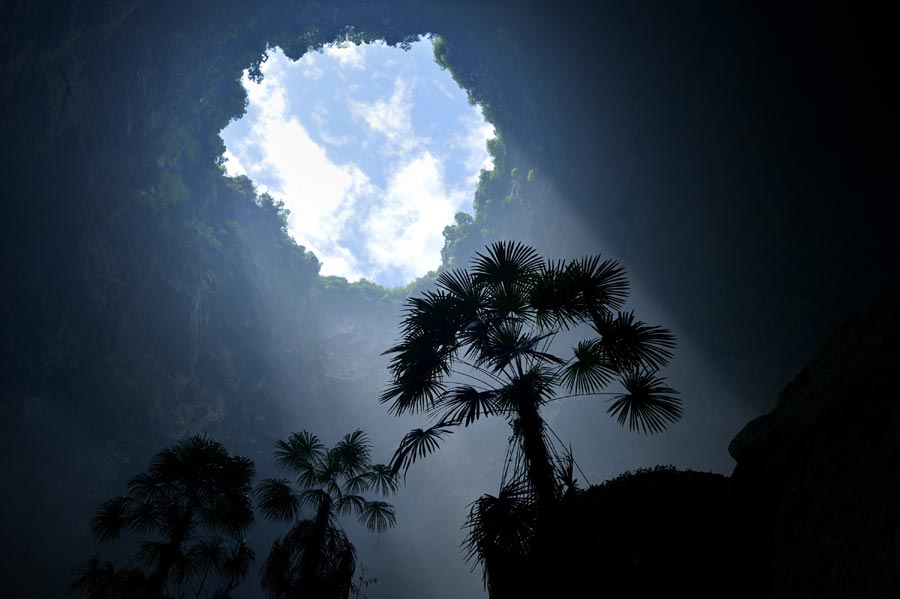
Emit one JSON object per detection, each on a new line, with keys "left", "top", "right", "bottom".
{"left": 69, "top": 436, "right": 255, "bottom": 599}
{"left": 381, "top": 241, "right": 680, "bottom": 591}
{"left": 255, "top": 430, "right": 397, "bottom": 599}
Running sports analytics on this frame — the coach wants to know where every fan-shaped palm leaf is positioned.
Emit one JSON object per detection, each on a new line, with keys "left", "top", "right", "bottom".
{"left": 389, "top": 425, "right": 454, "bottom": 475}
{"left": 560, "top": 338, "right": 616, "bottom": 394}
{"left": 380, "top": 354, "right": 448, "bottom": 415}
{"left": 298, "top": 488, "right": 333, "bottom": 513}
{"left": 567, "top": 254, "right": 629, "bottom": 315}
{"left": 334, "top": 494, "right": 367, "bottom": 517}
{"left": 342, "top": 473, "right": 370, "bottom": 495}
{"left": 358, "top": 500, "right": 397, "bottom": 533}
{"left": 365, "top": 464, "right": 399, "bottom": 496}
{"left": 529, "top": 259, "right": 581, "bottom": 329}
{"left": 435, "top": 268, "right": 485, "bottom": 323}
{"left": 219, "top": 543, "right": 254, "bottom": 590}
{"left": 471, "top": 241, "right": 543, "bottom": 288}
{"left": 476, "top": 320, "right": 543, "bottom": 371}
{"left": 400, "top": 289, "right": 468, "bottom": 341}
{"left": 187, "top": 537, "right": 227, "bottom": 572}
{"left": 200, "top": 492, "right": 254, "bottom": 541}
{"left": 68, "top": 554, "right": 117, "bottom": 597}
{"left": 607, "top": 370, "right": 683, "bottom": 434}
{"left": 123, "top": 500, "right": 159, "bottom": 535}
{"left": 136, "top": 540, "right": 173, "bottom": 571}
{"left": 128, "top": 472, "right": 163, "bottom": 502}
{"left": 255, "top": 479, "right": 301, "bottom": 523}
{"left": 91, "top": 496, "right": 132, "bottom": 542}
{"left": 495, "top": 365, "right": 557, "bottom": 412}
{"left": 463, "top": 480, "right": 536, "bottom": 567}
{"left": 593, "top": 310, "right": 676, "bottom": 370}
{"left": 274, "top": 431, "right": 325, "bottom": 473}
{"left": 487, "top": 277, "right": 532, "bottom": 319}
{"left": 332, "top": 430, "right": 372, "bottom": 476}
{"left": 432, "top": 385, "right": 500, "bottom": 427}
{"left": 168, "top": 545, "right": 202, "bottom": 586}
{"left": 315, "top": 451, "right": 346, "bottom": 497}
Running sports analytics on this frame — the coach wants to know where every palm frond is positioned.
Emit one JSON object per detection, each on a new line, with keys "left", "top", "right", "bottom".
{"left": 168, "top": 544, "right": 203, "bottom": 586}
{"left": 274, "top": 431, "right": 325, "bottom": 473}
{"left": 342, "top": 473, "right": 370, "bottom": 495}
{"left": 593, "top": 311, "right": 676, "bottom": 370}
{"left": 458, "top": 314, "right": 518, "bottom": 363}
{"left": 334, "top": 493, "right": 367, "bottom": 517}
{"left": 123, "top": 500, "right": 159, "bottom": 535}
{"left": 333, "top": 430, "right": 372, "bottom": 476}
{"left": 298, "top": 488, "right": 333, "bottom": 513}
{"left": 293, "top": 459, "right": 319, "bottom": 489}
{"left": 200, "top": 490, "right": 254, "bottom": 541}
{"left": 559, "top": 338, "right": 616, "bottom": 393}
{"left": 471, "top": 241, "right": 542, "bottom": 288}
{"left": 607, "top": 370, "right": 683, "bottom": 434}
{"left": 128, "top": 472, "right": 164, "bottom": 502}
{"left": 463, "top": 480, "right": 536, "bottom": 568}
{"left": 399, "top": 289, "right": 468, "bottom": 341}
{"left": 495, "top": 365, "right": 557, "bottom": 412}
{"left": 358, "top": 500, "right": 397, "bottom": 533}
{"left": 431, "top": 385, "right": 500, "bottom": 426}
{"left": 568, "top": 254, "right": 630, "bottom": 314}
{"left": 67, "top": 554, "right": 118, "bottom": 597}
{"left": 255, "top": 479, "right": 301, "bottom": 523}
{"left": 219, "top": 543, "right": 254, "bottom": 589}
{"left": 477, "top": 320, "right": 559, "bottom": 371}
{"left": 365, "top": 464, "right": 399, "bottom": 496}
{"left": 91, "top": 496, "right": 132, "bottom": 542}
{"left": 435, "top": 268, "right": 485, "bottom": 324}
{"left": 487, "top": 278, "right": 532, "bottom": 319}
{"left": 389, "top": 425, "right": 454, "bottom": 476}
{"left": 380, "top": 334, "right": 450, "bottom": 415}
{"left": 260, "top": 538, "right": 294, "bottom": 599}
{"left": 187, "top": 537, "right": 227, "bottom": 571}
{"left": 529, "top": 259, "right": 582, "bottom": 329}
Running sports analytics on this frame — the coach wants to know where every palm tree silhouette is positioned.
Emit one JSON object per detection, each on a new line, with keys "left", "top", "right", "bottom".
{"left": 255, "top": 430, "right": 397, "bottom": 599}
{"left": 69, "top": 435, "right": 256, "bottom": 599}
{"left": 381, "top": 241, "right": 680, "bottom": 590}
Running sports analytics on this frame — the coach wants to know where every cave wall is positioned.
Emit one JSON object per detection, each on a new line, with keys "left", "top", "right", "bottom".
{"left": 2, "top": 1, "right": 897, "bottom": 597}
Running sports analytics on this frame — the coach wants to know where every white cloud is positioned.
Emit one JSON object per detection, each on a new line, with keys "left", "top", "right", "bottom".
{"left": 453, "top": 110, "right": 496, "bottom": 187}
{"left": 227, "top": 57, "right": 375, "bottom": 280}
{"left": 363, "top": 153, "right": 468, "bottom": 281}
{"left": 348, "top": 77, "right": 418, "bottom": 156}
{"left": 222, "top": 149, "right": 247, "bottom": 177}
{"left": 221, "top": 43, "right": 496, "bottom": 285}
{"left": 300, "top": 60, "right": 324, "bottom": 81}
{"left": 323, "top": 42, "right": 366, "bottom": 70}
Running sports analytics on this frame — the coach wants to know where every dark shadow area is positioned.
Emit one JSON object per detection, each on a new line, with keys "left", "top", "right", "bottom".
{"left": 1, "top": 1, "right": 897, "bottom": 597}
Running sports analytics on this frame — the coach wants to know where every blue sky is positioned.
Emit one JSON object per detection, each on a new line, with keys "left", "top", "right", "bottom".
{"left": 221, "top": 37, "right": 494, "bottom": 287}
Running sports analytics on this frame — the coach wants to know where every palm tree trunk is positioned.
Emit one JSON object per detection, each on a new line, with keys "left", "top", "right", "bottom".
{"left": 296, "top": 497, "right": 332, "bottom": 598}
{"left": 516, "top": 396, "right": 557, "bottom": 509}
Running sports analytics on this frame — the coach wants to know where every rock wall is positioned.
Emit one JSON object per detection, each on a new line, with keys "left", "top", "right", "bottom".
{"left": 731, "top": 284, "right": 900, "bottom": 598}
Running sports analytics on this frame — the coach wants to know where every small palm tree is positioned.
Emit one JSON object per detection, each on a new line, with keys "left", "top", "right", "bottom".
{"left": 381, "top": 241, "right": 680, "bottom": 592}
{"left": 69, "top": 435, "right": 256, "bottom": 599}
{"left": 255, "top": 430, "right": 398, "bottom": 599}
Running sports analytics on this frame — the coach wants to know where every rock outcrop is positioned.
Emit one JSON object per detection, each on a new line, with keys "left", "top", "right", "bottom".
{"left": 730, "top": 283, "right": 900, "bottom": 598}
{"left": 534, "top": 284, "right": 900, "bottom": 599}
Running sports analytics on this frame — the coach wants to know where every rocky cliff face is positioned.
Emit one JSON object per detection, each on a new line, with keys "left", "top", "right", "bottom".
{"left": 730, "top": 283, "right": 900, "bottom": 598}
{"left": 541, "top": 286, "right": 900, "bottom": 599}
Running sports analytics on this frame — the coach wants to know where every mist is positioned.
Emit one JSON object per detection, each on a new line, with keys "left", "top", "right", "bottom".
{"left": 1, "top": 2, "right": 896, "bottom": 598}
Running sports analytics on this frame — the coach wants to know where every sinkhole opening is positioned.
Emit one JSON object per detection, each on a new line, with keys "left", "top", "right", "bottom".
{"left": 220, "top": 35, "right": 495, "bottom": 288}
